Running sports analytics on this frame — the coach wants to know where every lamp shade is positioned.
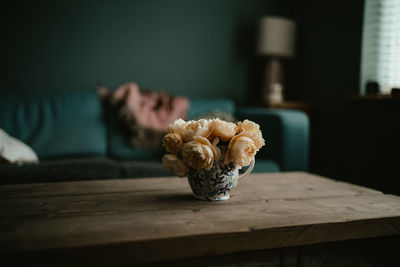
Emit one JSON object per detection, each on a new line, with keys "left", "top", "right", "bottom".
{"left": 257, "top": 16, "right": 296, "bottom": 58}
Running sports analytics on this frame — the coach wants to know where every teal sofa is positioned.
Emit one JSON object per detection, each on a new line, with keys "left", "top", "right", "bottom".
{"left": 0, "top": 90, "right": 309, "bottom": 184}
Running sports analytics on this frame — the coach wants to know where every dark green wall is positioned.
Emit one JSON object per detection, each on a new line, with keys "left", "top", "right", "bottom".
{"left": 2, "top": 0, "right": 290, "bottom": 103}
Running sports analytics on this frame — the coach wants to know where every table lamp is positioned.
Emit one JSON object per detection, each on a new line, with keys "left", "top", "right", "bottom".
{"left": 257, "top": 16, "right": 296, "bottom": 105}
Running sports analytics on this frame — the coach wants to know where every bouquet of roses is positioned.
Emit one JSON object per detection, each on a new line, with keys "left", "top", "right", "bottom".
{"left": 162, "top": 118, "right": 265, "bottom": 177}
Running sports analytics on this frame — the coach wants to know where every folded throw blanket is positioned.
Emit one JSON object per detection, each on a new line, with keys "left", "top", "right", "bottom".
{"left": 99, "top": 82, "right": 189, "bottom": 149}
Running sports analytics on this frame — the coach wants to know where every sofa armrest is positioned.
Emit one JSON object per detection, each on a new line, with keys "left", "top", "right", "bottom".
{"left": 236, "top": 107, "right": 309, "bottom": 171}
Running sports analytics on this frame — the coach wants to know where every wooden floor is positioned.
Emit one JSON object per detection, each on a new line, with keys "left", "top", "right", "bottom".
{"left": 0, "top": 172, "right": 399, "bottom": 266}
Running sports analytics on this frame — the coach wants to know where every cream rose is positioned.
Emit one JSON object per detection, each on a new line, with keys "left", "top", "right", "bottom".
{"left": 211, "top": 137, "right": 222, "bottom": 161}
{"left": 162, "top": 154, "right": 189, "bottom": 177}
{"left": 237, "top": 119, "right": 260, "bottom": 133}
{"left": 182, "top": 136, "right": 217, "bottom": 170}
{"left": 224, "top": 135, "right": 257, "bottom": 167}
{"left": 162, "top": 133, "right": 183, "bottom": 154}
{"left": 211, "top": 118, "right": 237, "bottom": 141}
{"left": 168, "top": 118, "right": 187, "bottom": 136}
{"left": 183, "top": 119, "right": 212, "bottom": 141}
{"left": 237, "top": 130, "right": 265, "bottom": 150}
{"left": 236, "top": 120, "right": 265, "bottom": 149}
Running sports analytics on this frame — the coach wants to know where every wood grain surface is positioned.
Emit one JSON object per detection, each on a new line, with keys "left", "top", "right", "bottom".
{"left": 0, "top": 172, "right": 399, "bottom": 265}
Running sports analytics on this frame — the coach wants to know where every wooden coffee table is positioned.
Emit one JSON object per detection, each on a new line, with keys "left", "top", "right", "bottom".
{"left": 1, "top": 172, "right": 399, "bottom": 266}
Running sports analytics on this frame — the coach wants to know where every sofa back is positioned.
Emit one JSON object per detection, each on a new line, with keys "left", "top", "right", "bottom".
{"left": 0, "top": 90, "right": 107, "bottom": 157}
{"left": 0, "top": 91, "right": 235, "bottom": 159}
{"left": 187, "top": 98, "right": 235, "bottom": 119}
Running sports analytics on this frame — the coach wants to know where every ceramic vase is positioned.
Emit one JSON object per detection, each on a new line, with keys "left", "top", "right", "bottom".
{"left": 187, "top": 160, "right": 254, "bottom": 201}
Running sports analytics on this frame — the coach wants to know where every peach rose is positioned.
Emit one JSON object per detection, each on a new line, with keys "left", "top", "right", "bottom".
{"left": 211, "top": 118, "right": 237, "bottom": 141}
{"left": 236, "top": 119, "right": 260, "bottom": 133}
{"left": 211, "top": 136, "right": 222, "bottom": 161}
{"left": 168, "top": 118, "right": 187, "bottom": 136}
{"left": 183, "top": 119, "right": 212, "bottom": 141}
{"left": 224, "top": 135, "right": 257, "bottom": 167}
{"left": 236, "top": 120, "right": 265, "bottom": 149}
{"left": 162, "top": 133, "right": 183, "bottom": 154}
{"left": 162, "top": 154, "right": 189, "bottom": 177}
{"left": 182, "top": 136, "right": 218, "bottom": 170}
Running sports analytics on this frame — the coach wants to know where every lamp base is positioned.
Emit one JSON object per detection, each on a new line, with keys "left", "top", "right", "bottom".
{"left": 262, "top": 57, "right": 284, "bottom": 105}
{"left": 264, "top": 83, "right": 283, "bottom": 104}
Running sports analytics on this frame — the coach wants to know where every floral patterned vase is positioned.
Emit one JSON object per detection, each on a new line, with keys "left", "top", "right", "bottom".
{"left": 187, "top": 160, "right": 254, "bottom": 201}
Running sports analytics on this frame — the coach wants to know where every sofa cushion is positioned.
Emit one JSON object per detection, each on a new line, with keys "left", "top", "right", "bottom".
{"left": 0, "top": 157, "right": 280, "bottom": 185}
{"left": 0, "top": 157, "right": 174, "bottom": 184}
{"left": 0, "top": 157, "right": 121, "bottom": 184}
{"left": 0, "top": 90, "right": 107, "bottom": 157}
{"left": 118, "top": 160, "right": 173, "bottom": 178}
{"left": 118, "top": 159, "right": 279, "bottom": 179}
